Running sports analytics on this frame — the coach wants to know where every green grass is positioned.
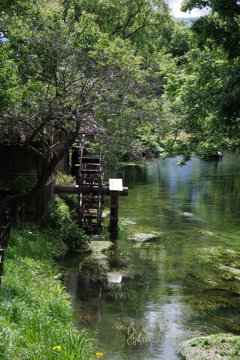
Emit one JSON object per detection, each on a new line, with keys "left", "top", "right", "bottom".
{"left": 0, "top": 222, "right": 97, "bottom": 360}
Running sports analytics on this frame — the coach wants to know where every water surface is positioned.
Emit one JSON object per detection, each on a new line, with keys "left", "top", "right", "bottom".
{"left": 63, "top": 154, "right": 240, "bottom": 359}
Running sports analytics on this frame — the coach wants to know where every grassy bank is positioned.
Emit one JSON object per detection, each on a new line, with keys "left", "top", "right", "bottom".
{"left": 0, "top": 222, "right": 98, "bottom": 360}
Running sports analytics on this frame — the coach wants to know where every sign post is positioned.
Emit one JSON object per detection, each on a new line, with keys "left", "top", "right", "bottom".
{"left": 109, "top": 179, "right": 123, "bottom": 233}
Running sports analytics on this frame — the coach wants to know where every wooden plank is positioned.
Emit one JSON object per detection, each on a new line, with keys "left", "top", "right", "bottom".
{"left": 54, "top": 184, "right": 128, "bottom": 196}
{"left": 54, "top": 184, "right": 79, "bottom": 194}
{"left": 109, "top": 179, "right": 123, "bottom": 192}
{"left": 0, "top": 168, "right": 38, "bottom": 179}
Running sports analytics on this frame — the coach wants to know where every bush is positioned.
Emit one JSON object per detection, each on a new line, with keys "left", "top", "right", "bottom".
{"left": 55, "top": 172, "right": 76, "bottom": 185}
{"left": 41, "top": 203, "right": 89, "bottom": 250}
{"left": 62, "top": 222, "right": 89, "bottom": 249}
{"left": 55, "top": 172, "right": 78, "bottom": 213}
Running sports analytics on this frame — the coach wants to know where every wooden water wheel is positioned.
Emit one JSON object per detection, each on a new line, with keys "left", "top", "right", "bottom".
{"left": 78, "top": 141, "right": 105, "bottom": 234}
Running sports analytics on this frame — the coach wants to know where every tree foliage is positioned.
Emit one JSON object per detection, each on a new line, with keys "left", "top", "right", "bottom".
{"left": 162, "top": 0, "right": 240, "bottom": 161}
{"left": 181, "top": 0, "right": 240, "bottom": 58}
{"left": 0, "top": 0, "right": 173, "bottom": 211}
{"left": 3, "top": 0, "right": 234, "bottom": 214}
{"left": 61, "top": 0, "right": 171, "bottom": 42}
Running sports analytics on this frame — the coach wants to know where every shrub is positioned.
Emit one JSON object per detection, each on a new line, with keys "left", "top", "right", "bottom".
{"left": 55, "top": 172, "right": 78, "bottom": 212}
{"left": 41, "top": 203, "right": 89, "bottom": 249}
{"left": 55, "top": 172, "right": 76, "bottom": 185}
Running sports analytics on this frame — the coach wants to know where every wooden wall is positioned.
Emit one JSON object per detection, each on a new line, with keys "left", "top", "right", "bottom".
{"left": 0, "top": 145, "right": 55, "bottom": 222}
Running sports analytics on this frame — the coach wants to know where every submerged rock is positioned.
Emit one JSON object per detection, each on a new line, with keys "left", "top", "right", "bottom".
{"left": 177, "top": 211, "right": 206, "bottom": 222}
{"left": 127, "top": 232, "right": 162, "bottom": 248}
{"left": 179, "top": 333, "right": 240, "bottom": 360}
{"left": 102, "top": 210, "right": 110, "bottom": 218}
{"left": 128, "top": 233, "right": 162, "bottom": 248}
{"left": 88, "top": 240, "right": 113, "bottom": 260}
{"left": 120, "top": 218, "right": 137, "bottom": 225}
{"left": 128, "top": 232, "right": 161, "bottom": 242}
{"left": 200, "top": 230, "right": 217, "bottom": 237}
{"left": 107, "top": 268, "right": 132, "bottom": 284}
{"left": 219, "top": 265, "right": 240, "bottom": 280}
{"left": 197, "top": 246, "right": 238, "bottom": 264}
{"left": 88, "top": 240, "right": 112, "bottom": 252}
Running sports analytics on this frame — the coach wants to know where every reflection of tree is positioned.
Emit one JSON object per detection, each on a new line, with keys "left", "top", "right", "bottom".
{"left": 121, "top": 165, "right": 148, "bottom": 185}
{"left": 76, "top": 258, "right": 107, "bottom": 322}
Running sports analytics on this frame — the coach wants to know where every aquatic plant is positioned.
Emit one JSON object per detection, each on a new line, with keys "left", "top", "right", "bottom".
{"left": 107, "top": 284, "right": 130, "bottom": 300}
{"left": 187, "top": 269, "right": 219, "bottom": 288}
{"left": 197, "top": 289, "right": 240, "bottom": 312}
{"left": 76, "top": 312, "right": 94, "bottom": 323}
{"left": 180, "top": 243, "right": 240, "bottom": 323}
{"left": 115, "top": 321, "right": 152, "bottom": 346}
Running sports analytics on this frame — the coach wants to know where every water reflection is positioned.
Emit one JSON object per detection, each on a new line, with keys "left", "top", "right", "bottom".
{"left": 63, "top": 153, "right": 240, "bottom": 360}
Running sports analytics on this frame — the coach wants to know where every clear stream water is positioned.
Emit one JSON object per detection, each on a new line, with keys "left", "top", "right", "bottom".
{"left": 62, "top": 153, "right": 240, "bottom": 360}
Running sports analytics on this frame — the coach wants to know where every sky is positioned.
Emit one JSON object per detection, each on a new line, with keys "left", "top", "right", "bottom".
{"left": 167, "top": 0, "right": 209, "bottom": 18}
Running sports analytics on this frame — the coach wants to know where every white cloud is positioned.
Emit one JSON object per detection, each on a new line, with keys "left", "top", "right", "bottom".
{"left": 167, "top": 0, "right": 209, "bottom": 18}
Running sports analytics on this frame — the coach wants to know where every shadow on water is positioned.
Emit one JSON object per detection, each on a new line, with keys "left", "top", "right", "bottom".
{"left": 61, "top": 153, "right": 240, "bottom": 360}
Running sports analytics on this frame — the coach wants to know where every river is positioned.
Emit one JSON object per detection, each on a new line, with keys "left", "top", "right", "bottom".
{"left": 63, "top": 153, "right": 240, "bottom": 359}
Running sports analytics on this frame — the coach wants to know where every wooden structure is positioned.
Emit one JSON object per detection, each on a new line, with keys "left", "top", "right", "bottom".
{"left": 109, "top": 179, "right": 123, "bottom": 233}
{"left": 0, "top": 145, "right": 55, "bottom": 221}
{"left": 78, "top": 141, "right": 105, "bottom": 234}
{"left": 54, "top": 179, "right": 128, "bottom": 234}
{"left": 54, "top": 184, "right": 128, "bottom": 197}
{"left": 0, "top": 145, "right": 38, "bottom": 184}
{"left": 0, "top": 207, "right": 14, "bottom": 284}
{"left": 67, "top": 139, "right": 127, "bottom": 234}
{"left": 65, "top": 115, "right": 128, "bottom": 234}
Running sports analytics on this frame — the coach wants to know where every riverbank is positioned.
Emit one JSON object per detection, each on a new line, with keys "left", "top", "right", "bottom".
{"left": 0, "top": 222, "right": 98, "bottom": 360}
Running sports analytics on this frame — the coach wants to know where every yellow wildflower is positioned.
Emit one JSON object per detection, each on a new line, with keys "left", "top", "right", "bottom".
{"left": 96, "top": 352, "right": 104, "bottom": 358}
{"left": 53, "top": 345, "right": 62, "bottom": 352}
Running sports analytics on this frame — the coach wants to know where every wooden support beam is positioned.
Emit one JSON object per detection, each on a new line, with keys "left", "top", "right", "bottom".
{"left": 109, "top": 194, "right": 119, "bottom": 233}
{"left": 109, "top": 179, "right": 123, "bottom": 234}
{"left": 0, "top": 249, "right": 4, "bottom": 284}
{"left": 54, "top": 178, "right": 128, "bottom": 235}
{"left": 54, "top": 184, "right": 128, "bottom": 196}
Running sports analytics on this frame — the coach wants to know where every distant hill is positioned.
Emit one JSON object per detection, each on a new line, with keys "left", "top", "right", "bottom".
{"left": 175, "top": 17, "right": 198, "bottom": 23}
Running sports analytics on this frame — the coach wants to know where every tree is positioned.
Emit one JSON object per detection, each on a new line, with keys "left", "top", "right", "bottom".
{"left": 61, "top": 0, "right": 171, "bottom": 42}
{"left": 0, "top": 0, "right": 169, "bottom": 213}
{"left": 162, "top": 0, "right": 240, "bottom": 161}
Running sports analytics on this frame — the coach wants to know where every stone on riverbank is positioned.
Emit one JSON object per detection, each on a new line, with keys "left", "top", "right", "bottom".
{"left": 179, "top": 333, "right": 240, "bottom": 360}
